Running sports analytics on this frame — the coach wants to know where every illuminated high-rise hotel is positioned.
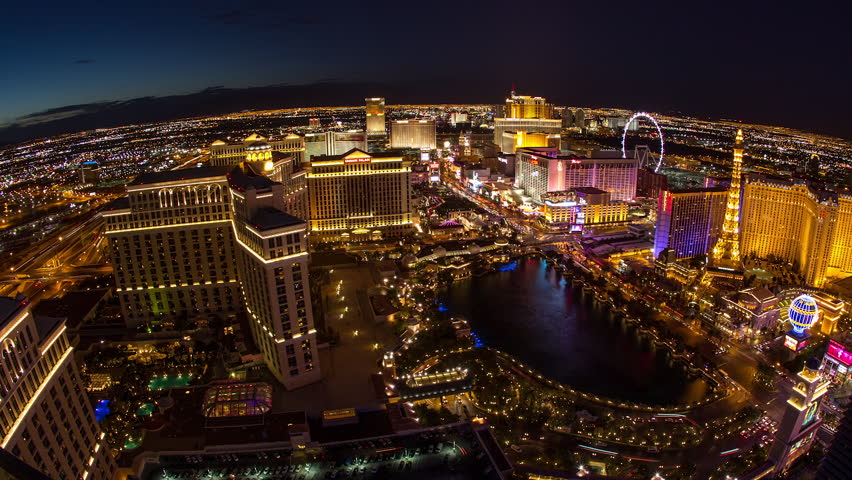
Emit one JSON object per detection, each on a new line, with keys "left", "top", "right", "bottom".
{"left": 390, "top": 120, "right": 437, "bottom": 150}
{"left": 104, "top": 163, "right": 320, "bottom": 389}
{"left": 494, "top": 92, "right": 561, "bottom": 152}
{"left": 654, "top": 188, "right": 728, "bottom": 259}
{"left": 740, "top": 175, "right": 852, "bottom": 287}
{"left": 365, "top": 97, "right": 386, "bottom": 134}
{"left": 104, "top": 167, "right": 240, "bottom": 328}
{"left": 210, "top": 134, "right": 305, "bottom": 167}
{"left": 515, "top": 147, "right": 637, "bottom": 203}
{"left": 229, "top": 169, "right": 320, "bottom": 389}
{"left": 305, "top": 149, "right": 414, "bottom": 242}
{"left": 504, "top": 92, "right": 554, "bottom": 119}
{"left": 304, "top": 131, "right": 368, "bottom": 160}
{"left": 770, "top": 357, "right": 829, "bottom": 474}
{"left": 0, "top": 297, "right": 116, "bottom": 480}
{"left": 711, "top": 129, "right": 744, "bottom": 267}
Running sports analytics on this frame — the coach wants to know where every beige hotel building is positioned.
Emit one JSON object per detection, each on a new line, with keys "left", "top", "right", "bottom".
{"left": 0, "top": 297, "right": 115, "bottom": 480}
{"left": 306, "top": 149, "right": 414, "bottom": 242}
{"left": 103, "top": 163, "right": 320, "bottom": 389}
{"left": 210, "top": 133, "right": 305, "bottom": 167}
{"left": 741, "top": 174, "right": 852, "bottom": 287}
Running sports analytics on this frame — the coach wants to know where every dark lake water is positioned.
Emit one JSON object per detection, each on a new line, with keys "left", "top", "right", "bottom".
{"left": 439, "top": 258, "right": 710, "bottom": 405}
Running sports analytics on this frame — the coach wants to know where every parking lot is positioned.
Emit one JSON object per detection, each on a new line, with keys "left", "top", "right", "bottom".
{"left": 144, "top": 424, "right": 506, "bottom": 480}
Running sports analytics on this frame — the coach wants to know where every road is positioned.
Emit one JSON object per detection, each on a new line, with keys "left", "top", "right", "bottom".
{"left": 1, "top": 203, "right": 111, "bottom": 304}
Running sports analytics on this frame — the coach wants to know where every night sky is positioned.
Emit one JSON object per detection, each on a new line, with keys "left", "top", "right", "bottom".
{"left": 1, "top": 1, "right": 849, "bottom": 140}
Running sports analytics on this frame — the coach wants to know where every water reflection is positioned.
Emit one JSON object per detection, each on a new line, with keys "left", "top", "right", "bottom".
{"left": 440, "top": 258, "right": 709, "bottom": 404}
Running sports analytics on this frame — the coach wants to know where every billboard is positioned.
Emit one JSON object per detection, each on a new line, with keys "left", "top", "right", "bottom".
{"left": 827, "top": 340, "right": 852, "bottom": 366}
{"left": 785, "top": 334, "right": 808, "bottom": 351}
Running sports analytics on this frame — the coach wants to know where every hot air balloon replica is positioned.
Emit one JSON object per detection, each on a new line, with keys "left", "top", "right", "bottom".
{"left": 784, "top": 294, "right": 819, "bottom": 351}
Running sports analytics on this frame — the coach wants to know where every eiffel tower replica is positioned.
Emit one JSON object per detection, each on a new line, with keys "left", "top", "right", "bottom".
{"left": 709, "top": 129, "right": 745, "bottom": 276}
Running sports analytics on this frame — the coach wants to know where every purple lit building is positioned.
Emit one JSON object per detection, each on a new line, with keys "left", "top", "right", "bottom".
{"left": 654, "top": 187, "right": 727, "bottom": 259}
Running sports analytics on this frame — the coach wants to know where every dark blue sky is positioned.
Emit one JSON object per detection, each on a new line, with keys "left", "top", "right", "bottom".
{"left": 2, "top": 1, "right": 849, "bottom": 139}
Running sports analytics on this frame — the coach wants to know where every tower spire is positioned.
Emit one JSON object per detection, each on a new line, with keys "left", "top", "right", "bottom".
{"left": 711, "top": 129, "right": 744, "bottom": 266}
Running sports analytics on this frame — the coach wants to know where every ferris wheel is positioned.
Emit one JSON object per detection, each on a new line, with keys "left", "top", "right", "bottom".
{"left": 622, "top": 112, "right": 665, "bottom": 172}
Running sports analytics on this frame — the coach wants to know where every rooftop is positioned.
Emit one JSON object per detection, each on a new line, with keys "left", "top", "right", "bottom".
{"left": 0, "top": 297, "right": 26, "bottom": 329}
{"left": 740, "top": 287, "right": 777, "bottom": 304}
{"left": 227, "top": 165, "right": 277, "bottom": 192}
{"left": 250, "top": 208, "right": 304, "bottom": 231}
{"left": 32, "top": 289, "right": 109, "bottom": 329}
{"left": 203, "top": 381, "right": 272, "bottom": 419}
{"left": 369, "top": 295, "right": 399, "bottom": 316}
{"left": 104, "top": 196, "right": 130, "bottom": 211}
{"left": 135, "top": 386, "right": 306, "bottom": 455}
{"left": 139, "top": 421, "right": 510, "bottom": 480}
{"left": 129, "top": 166, "right": 230, "bottom": 186}
{"left": 310, "top": 148, "right": 402, "bottom": 163}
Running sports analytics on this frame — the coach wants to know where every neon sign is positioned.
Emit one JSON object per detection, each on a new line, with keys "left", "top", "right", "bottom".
{"left": 827, "top": 340, "right": 852, "bottom": 366}
{"left": 344, "top": 157, "right": 371, "bottom": 164}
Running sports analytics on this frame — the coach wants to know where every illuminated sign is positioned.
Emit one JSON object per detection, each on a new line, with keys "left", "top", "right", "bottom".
{"left": 785, "top": 334, "right": 808, "bottom": 351}
{"left": 545, "top": 200, "right": 577, "bottom": 207}
{"left": 827, "top": 340, "right": 852, "bottom": 366}
{"left": 570, "top": 159, "right": 582, "bottom": 164}
{"left": 785, "top": 335, "right": 798, "bottom": 350}
{"left": 344, "top": 157, "right": 371, "bottom": 164}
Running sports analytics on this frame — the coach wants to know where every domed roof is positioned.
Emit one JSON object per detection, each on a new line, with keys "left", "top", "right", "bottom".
{"left": 789, "top": 294, "right": 819, "bottom": 334}
{"left": 805, "top": 357, "right": 821, "bottom": 370}
{"left": 246, "top": 140, "right": 271, "bottom": 151}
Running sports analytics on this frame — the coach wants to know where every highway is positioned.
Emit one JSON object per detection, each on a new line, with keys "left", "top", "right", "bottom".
{"left": 1, "top": 201, "right": 111, "bottom": 304}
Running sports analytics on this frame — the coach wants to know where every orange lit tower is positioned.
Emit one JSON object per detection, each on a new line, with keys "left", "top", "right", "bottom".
{"left": 711, "top": 129, "right": 744, "bottom": 266}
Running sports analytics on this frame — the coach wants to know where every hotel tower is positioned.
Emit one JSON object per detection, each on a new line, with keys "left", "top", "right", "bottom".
{"left": 103, "top": 162, "right": 320, "bottom": 389}
{"left": 0, "top": 296, "right": 116, "bottom": 480}
{"left": 305, "top": 149, "right": 414, "bottom": 242}
{"left": 365, "top": 97, "right": 386, "bottom": 134}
